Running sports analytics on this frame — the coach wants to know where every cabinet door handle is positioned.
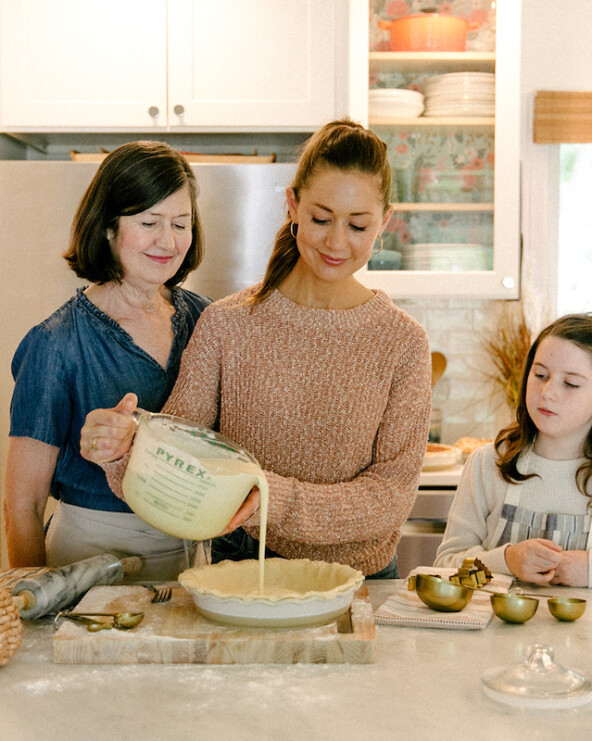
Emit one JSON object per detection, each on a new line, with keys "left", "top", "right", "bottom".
{"left": 173, "top": 104, "right": 185, "bottom": 119}
{"left": 148, "top": 106, "right": 160, "bottom": 119}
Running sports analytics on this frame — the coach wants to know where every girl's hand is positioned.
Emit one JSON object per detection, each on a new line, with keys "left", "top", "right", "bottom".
{"left": 504, "top": 538, "right": 563, "bottom": 584}
{"left": 549, "top": 550, "right": 589, "bottom": 587}
{"left": 80, "top": 393, "right": 138, "bottom": 463}
{"left": 216, "top": 487, "right": 261, "bottom": 536}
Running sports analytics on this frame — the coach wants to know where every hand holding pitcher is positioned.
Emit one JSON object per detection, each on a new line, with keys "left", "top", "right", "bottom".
{"left": 81, "top": 393, "right": 138, "bottom": 464}
{"left": 81, "top": 399, "right": 264, "bottom": 540}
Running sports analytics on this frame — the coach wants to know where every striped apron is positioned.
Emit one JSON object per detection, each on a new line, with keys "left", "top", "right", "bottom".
{"left": 490, "top": 448, "right": 592, "bottom": 551}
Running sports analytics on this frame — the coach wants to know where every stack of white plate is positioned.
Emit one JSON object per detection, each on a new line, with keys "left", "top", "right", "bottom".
{"left": 401, "top": 243, "right": 493, "bottom": 271}
{"left": 369, "top": 88, "right": 425, "bottom": 118}
{"left": 423, "top": 72, "right": 495, "bottom": 117}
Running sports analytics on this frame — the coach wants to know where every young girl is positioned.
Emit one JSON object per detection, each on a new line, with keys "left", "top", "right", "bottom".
{"left": 434, "top": 314, "right": 592, "bottom": 588}
{"left": 80, "top": 119, "right": 432, "bottom": 578}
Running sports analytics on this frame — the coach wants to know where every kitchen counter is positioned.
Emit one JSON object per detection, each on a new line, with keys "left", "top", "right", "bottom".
{"left": 418, "top": 464, "right": 464, "bottom": 487}
{"left": 2, "top": 580, "right": 592, "bottom": 741}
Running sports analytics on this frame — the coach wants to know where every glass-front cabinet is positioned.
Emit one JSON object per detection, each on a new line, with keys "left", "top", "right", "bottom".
{"left": 357, "top": 0, "right": 521, "bottom": 299}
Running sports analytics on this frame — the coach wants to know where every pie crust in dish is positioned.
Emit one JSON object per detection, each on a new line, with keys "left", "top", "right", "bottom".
{"left": 179, "top": 558, "right": 365, "bottom": 629}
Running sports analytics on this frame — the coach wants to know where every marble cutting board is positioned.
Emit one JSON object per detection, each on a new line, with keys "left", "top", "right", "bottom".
{"left": 52, "top": 585, "right": 376, "bottom": 665}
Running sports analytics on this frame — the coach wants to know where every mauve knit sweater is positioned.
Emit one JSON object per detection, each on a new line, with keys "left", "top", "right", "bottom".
{"left": 106, "top": 286, "right": 431, "bottom": 575}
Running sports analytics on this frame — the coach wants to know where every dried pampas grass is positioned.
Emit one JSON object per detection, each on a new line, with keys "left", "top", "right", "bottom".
{"left": 481, "top": 302, "right": 533, "bottom": 410}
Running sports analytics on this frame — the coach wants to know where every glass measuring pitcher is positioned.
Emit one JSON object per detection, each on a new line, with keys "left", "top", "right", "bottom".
{"left": 122, "top": 412, "right": 265, "bottom": 540}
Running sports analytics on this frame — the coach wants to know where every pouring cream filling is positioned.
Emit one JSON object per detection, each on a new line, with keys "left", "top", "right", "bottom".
{"left": 176, "top": 462, "right": 365, "bottom": 604}
{"left": 199, "top": 458, "right": 269, "bottom": 594}
{"left": 123, "top": 438, "right": 269, "bottom": 593}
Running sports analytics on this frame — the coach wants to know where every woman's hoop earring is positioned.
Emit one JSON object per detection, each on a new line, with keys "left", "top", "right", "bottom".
{"left": 372, "top": 235, "right": 384, "bottom": 255}
{"left": 290, "top": 221, "right": 298, "bottom": 239}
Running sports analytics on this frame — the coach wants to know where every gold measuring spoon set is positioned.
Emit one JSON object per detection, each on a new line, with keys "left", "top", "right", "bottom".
{"left": 54, "top": 610, "right": 144, "bottom": 632}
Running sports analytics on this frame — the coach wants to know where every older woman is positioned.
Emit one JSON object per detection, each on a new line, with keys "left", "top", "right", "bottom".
{"left": 4, "top": 142, "right": 210, "bottom": 580}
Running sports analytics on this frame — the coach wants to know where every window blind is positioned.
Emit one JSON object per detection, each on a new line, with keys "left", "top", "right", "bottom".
{"left": 534, "top": 91, "right": 592, "bottom": 143}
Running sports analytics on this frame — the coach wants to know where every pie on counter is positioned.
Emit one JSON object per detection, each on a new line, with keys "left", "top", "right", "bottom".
{"left": 179, "top": 558, "right": 364, "bottom": 628}
{"left": 422, "top": 443, "right": 462, "bottom": 470}
{"left": 453, "top": 437, "right": 492, "bottom": 460}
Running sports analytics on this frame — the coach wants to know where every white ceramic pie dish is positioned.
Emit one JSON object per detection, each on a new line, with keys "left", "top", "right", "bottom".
{"left": 179, "top": 558, "right": 364, "bottom": 629}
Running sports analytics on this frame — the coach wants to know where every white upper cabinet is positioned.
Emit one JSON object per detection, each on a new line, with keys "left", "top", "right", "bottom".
{"left": 0, "top": 0, "right": 358, "bottom": 131}
{"left": 0, "top": 0, "right": 167, "bottom": 129}
{"left": 167, "top": 0, "right": 337, "bottom": 129}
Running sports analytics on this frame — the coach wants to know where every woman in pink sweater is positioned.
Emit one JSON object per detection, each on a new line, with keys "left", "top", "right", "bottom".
{"left": 81, "top": 119, "right": 431, "bottom": 577}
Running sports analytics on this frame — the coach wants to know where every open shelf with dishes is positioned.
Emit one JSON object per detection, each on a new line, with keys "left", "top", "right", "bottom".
{"left": 358, "top": 0, "right": 520, "bottom": 299}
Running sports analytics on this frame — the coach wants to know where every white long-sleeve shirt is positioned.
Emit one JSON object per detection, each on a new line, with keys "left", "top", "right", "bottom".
{"left": 434, "top": 443, "right": 592, "bottom": 586}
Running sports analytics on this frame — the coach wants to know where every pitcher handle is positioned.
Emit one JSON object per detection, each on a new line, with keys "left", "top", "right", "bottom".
{"left": 131, "top": 408, "right": 150, "bottom": 426}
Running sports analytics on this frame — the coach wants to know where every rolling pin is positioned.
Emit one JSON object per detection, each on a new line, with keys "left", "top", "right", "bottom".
{"left": 11, "top": 553, "right": 142, "bottom": 619}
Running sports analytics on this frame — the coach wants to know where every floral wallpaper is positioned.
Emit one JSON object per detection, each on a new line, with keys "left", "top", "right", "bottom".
{"left": 379, "top": 210, "right": 493, "bottom": 250}
{"left": 375, "top": 126, "right": 494, "bottom": 203}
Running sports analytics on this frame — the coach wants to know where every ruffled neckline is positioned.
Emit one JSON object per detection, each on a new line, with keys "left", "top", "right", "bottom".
{"left": 75, "top": 286, "right": 187, "bottom": 335}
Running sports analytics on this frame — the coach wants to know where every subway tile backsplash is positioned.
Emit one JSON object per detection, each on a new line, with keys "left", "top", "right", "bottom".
{"left": 396, "top": 296, "right": 514, "bottom": 444}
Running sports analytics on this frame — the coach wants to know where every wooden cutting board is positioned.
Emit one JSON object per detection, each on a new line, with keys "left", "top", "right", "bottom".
{"left": 53, "top": 585, "right": 375, "bottom": 665}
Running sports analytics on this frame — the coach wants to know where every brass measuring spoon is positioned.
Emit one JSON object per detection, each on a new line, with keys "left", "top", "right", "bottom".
{"left": 54, "top": 612, "right": 113, "bottom": 632}
{"left": 54, "top": 611, "right": 144, "bottom": 631}
{"left": 451, "top": 582, "right": 559, "bottom": 600}
{"left": 75, "top": 612, "right": 145, "bottom": 629}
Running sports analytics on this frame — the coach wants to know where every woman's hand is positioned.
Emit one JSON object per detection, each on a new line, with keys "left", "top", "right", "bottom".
{"left": 80, "top": 393, "right": 138, "bottom": 464}
{"left": 549, "top": 550, "right": 589, "bottom": 587}
{"left": 216, "top": 486, "right": 261, "bottom": 537}
{"left": 504, "top": 538, "right": 563, "bottom": 584}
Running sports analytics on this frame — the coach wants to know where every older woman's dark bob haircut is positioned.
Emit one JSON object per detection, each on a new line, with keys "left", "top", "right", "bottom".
{"left": 63, "top": 141, "right": 203, "bottom": 286}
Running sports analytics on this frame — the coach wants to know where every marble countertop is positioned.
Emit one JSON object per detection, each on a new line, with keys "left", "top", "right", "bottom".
{"left": 2, "top": 580, "right": 592, "bottom": 741}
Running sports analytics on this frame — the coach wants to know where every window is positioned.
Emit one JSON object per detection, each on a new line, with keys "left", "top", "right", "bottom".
{"left": 558, "top": 144, "right": 592, "bottom": 315}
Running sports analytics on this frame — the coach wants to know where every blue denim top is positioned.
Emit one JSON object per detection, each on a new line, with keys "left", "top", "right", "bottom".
{"left": 9, "top": 287, "right": 211, "bottom": 512}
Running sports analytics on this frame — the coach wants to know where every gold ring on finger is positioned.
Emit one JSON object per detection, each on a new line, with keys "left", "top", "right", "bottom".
{"left": 91, "top": 437, "right": 98, "bottom": 451}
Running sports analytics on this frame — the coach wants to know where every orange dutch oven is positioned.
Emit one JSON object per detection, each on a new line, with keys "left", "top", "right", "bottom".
{"left": 378, "top": 12, "right": 470, "bottom": 52}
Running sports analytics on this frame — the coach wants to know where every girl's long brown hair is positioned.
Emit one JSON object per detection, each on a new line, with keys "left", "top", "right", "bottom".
{"left": 495, "top": 313, "right": 592, "bottom": 497}
{"left": 246, "top": 119, "right": 391, "bottom": 310}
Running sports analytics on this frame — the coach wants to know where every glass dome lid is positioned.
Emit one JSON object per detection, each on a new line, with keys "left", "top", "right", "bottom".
{"left": 481, "top": 643, "right": 592, "bottom": 709}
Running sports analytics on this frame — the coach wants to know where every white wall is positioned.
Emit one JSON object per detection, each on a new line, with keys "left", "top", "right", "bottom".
{"left": 520, "top": 0, "right": 592, "bottom": 321}
{"left": 0, "top": 164, "right": 90, "bottom": 568}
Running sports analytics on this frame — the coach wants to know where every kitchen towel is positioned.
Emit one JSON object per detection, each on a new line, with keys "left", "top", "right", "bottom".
{"left": 374, "top": 566, "right": 514, "bottom": 630}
